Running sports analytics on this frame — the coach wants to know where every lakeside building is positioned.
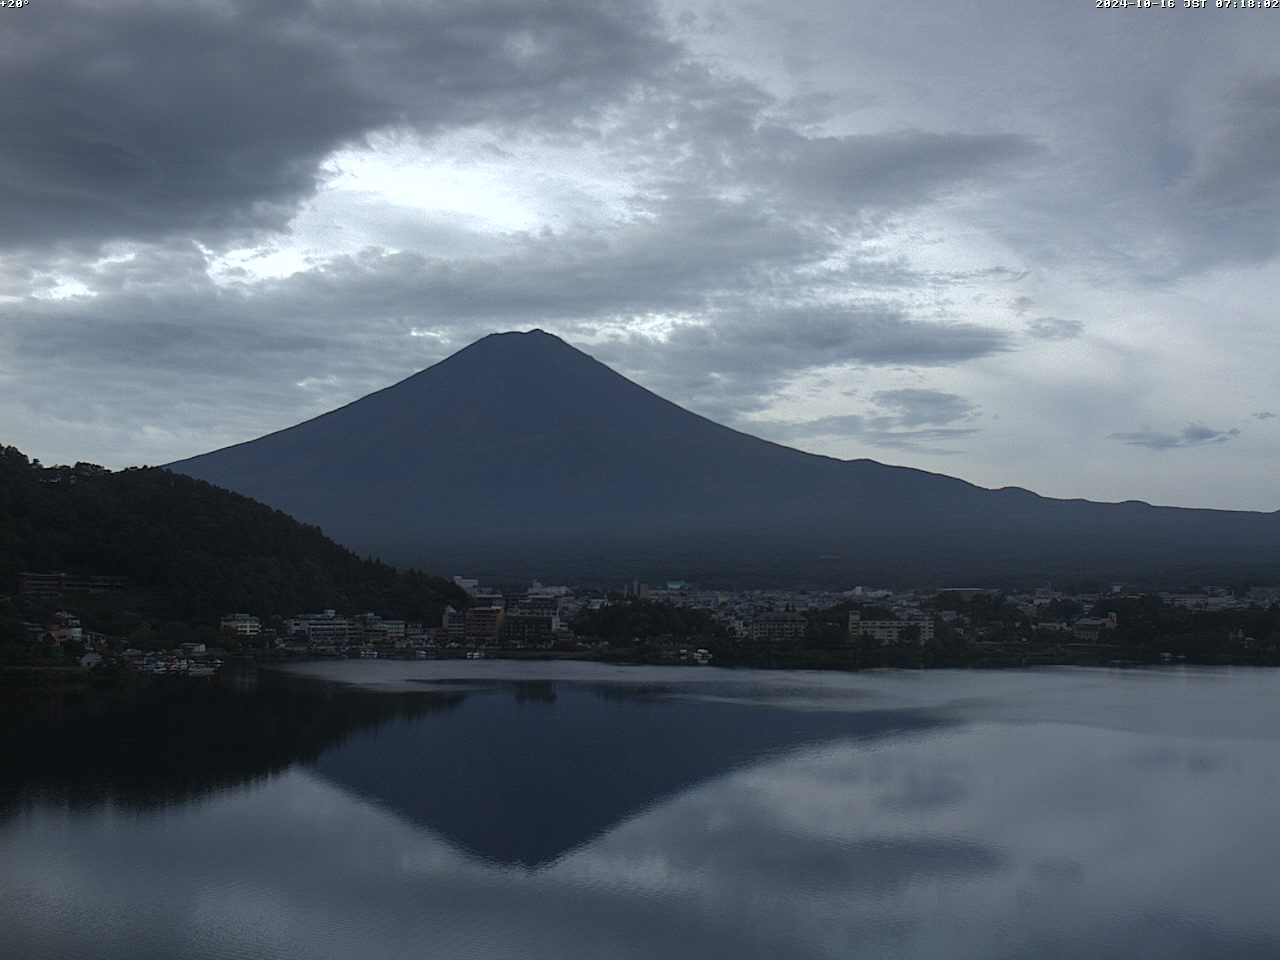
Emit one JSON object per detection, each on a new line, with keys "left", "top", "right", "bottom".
{"left": 352, "top": 612, "right": 410, "bottom": 643}
{"left": 220, "top": 613, "right": 262, "bottom": 637}
{"left": 500, "top": 612, "right": 561, "bottom": 646}
{"left": 464, "top": 605, "right": 505, "bottom": 641}
{"left": 750, "top": 609, "right": 808, "bottom": 644}
{"left": 848, "top": 611, "right": 935, "bottom": 644}
{"left": 1160, "top": 593, "right": 1242, "bottom": 611}
{"left": 442, "top": 606, "right": 467, "bottom": 644}
{"left": 20, "top": 571, "right": 126, "bottom": 598}
{"left": 287, "top": 610, "right": 352, "bottom": 645}
{"left": 500, "top": 593, "right": 562, "bottom": 646}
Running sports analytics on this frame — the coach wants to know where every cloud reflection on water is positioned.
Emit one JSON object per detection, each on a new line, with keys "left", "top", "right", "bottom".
{"left": 2, "top": 667, "right": 1279, "bottom": 960}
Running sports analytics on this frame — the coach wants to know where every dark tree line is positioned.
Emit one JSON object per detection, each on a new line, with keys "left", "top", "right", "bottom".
{"left": 572, "top": 600, "right": 726, "bottom": 642}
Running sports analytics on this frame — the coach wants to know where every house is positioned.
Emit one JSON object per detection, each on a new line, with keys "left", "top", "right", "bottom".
{"left": 1072, "top": 613, "right": 1117, "bottom": 641}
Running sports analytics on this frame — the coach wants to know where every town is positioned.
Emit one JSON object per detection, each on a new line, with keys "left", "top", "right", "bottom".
{"left": 9, "top": 570, "right": 1280, "bottom": 679}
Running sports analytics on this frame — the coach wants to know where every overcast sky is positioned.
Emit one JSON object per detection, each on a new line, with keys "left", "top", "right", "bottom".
{"left": 3, "top": 0, "right": 1277, "bottom": 510}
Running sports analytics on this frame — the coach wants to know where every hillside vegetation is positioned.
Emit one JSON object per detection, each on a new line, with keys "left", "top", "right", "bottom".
{"left": 0, "top": 444, "right": 466, "bottom": 644}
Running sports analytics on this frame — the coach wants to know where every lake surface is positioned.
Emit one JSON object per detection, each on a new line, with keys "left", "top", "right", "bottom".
{"left": 2, "top": 662, "right": 1278, "bottom": 960}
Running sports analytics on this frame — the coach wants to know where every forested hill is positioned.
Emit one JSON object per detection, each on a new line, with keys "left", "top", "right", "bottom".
{"left": 0, "top": 445, "right": 467, "bottom": 630}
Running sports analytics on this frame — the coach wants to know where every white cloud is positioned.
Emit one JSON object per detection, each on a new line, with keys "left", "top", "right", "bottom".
{"left": 1109, "top": 424, "right": 1242, "bottom": 451}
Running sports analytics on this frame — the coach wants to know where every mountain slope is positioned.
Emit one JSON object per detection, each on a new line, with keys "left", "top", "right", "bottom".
{"left": 168, "top": 330, "right": 1280, "bottom": 587}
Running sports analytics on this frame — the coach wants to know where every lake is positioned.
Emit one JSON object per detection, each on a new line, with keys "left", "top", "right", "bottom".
{"left": 2, "top": 662, "right": 1278, "bottom": 959}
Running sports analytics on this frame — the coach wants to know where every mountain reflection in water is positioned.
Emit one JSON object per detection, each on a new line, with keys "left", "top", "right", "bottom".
{"left": 2, "top": 663, "right": 1279, "bottom": 960}
{"left": 1, "top": 667, "right": 947, "bottom": 864}
{"left": 310, "top": 679, "right": 947, "bottom": 865}
{"left": 0, "top": 668, "right": 465, "bottom": 820}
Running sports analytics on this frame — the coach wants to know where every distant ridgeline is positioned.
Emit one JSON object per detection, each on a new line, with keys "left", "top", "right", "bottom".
{"left": 0, "top": 445, "right": 467, "bottom": 639}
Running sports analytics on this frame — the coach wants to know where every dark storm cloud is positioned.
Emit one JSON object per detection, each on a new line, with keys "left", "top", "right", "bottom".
{"left": 679, "top": 308, "right": 1008, "bottom": 370}
{"left": 7, "top": 246, "right": 391, "bottom": 387}
{"left": 1026, "top": 317, "right": 1083, "bottom": 341}
{"left": 874, "top": 388, "right": 979, "bottom": 427}
{"left": 589, "top": 311, "right": 1009, "bottom": 419}
{"left": 591, "top": 62, "right": 1040, "bottom": 220}
{"left": 2, "top": 3, "right": 362, "bottom": 247}
{"left": 0, "top": 0, "right": 675, "bottom": 249}
{"left": 267, "top": 193, "right": 819, "bottom": 323}
{"left": 1175, "top": 75, "right": 1280, "bottom": 269}
{"left": 1108, "top": 424, "right": 1241, "bottom": 450}
{"left": 6, "top": 234, "right": 1010, "bottom": 431}
{"left": 1254, "top": 411, "right": 1277, "bottom": 421}
{"left": 745, "top": 126, "right": 1040, "bottom": 210}
{"left": 750, "top": 388, "right": 981, "bottom": 453}
{"left": 996, "top": 69, "right": 1280, "bottom": 281}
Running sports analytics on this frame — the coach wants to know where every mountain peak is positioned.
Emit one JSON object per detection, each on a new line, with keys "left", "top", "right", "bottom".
{"left": 457, "top": 328, "right": 573, "bottom": 359}
{"left": 427, "top": 327, "right": 603, "bottom": 385}
{"left": 478, "top": 327, "right": 558, "bottom": 345}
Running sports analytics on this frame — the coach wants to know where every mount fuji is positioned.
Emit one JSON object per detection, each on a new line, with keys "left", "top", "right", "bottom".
{"left": 169, "top": 330, "right": 1279, "bottom": 587}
